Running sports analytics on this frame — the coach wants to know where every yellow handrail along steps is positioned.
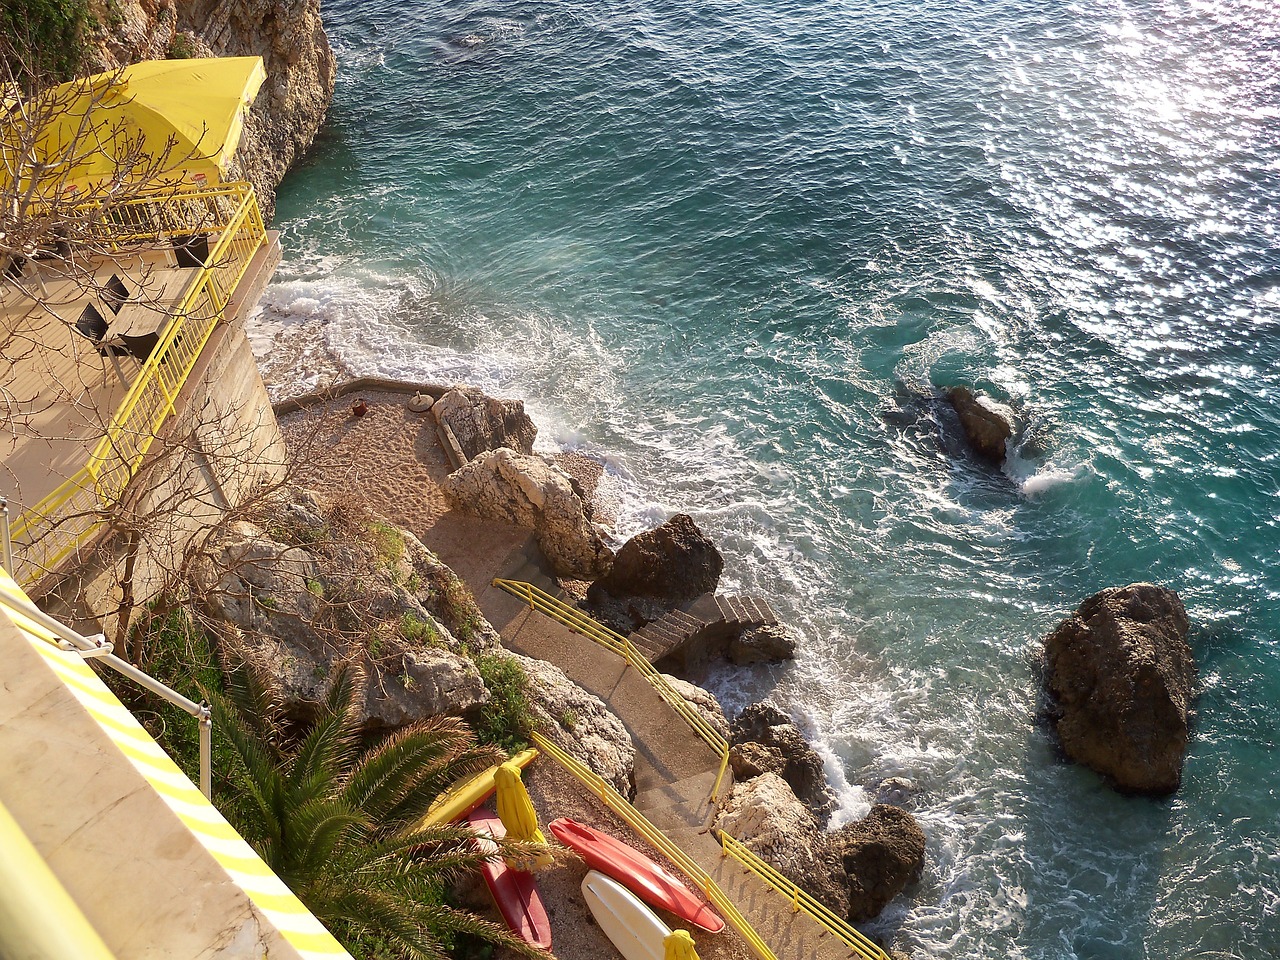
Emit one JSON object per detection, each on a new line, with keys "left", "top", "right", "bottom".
{"left": 532, "top": 731, "right": 780, "bottom": 960}
{"left": 500, "top": 581, "right": 890, "bottom": 960}
{"left": 493, "top": 577, "right": 732, "bottom": 801}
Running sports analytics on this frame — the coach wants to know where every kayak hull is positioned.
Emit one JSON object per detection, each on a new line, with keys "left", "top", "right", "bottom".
{"left": 469, "top": 809, "right": 552, "bottom": 950}
{"left": 582, "top": 869, "right": 673, "bottom": 960}
{"left": 549, "top": 816, "right": 724, "bottom": 933}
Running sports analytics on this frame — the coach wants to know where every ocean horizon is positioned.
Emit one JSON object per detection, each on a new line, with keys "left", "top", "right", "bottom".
{"left": 254, "top": 1, "right": 1280, "bottom": 955}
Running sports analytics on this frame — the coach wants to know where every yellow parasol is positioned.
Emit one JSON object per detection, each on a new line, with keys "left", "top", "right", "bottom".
{"left": 493, "top": 761, "right": 552, "bottom": 870}
{"left": 664, "top": 929, "right": 700, "bottom": 960}
{"left": 2, "top": 56, "right": 266, "bottom": 198}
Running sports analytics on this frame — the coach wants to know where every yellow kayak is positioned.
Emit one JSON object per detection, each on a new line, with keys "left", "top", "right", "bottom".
{"left": 420, "top": 747, "right": 538, "bottom": 827}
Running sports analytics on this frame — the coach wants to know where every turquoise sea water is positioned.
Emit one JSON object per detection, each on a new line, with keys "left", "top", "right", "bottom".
{"left": 258, "top": 1, "right": 1280, "bottom": 955}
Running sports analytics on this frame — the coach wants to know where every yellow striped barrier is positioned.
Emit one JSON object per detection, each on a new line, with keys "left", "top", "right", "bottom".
{"left": 494, "top": 578, "right": 732, "bottom": 801}
{"left": 717, "top": 832, "right": 889, "bottom": 960}
{"left": 0, "top": 798, "right": 117, "bottom": 960}
{"left": 0, "top": 573, "right": 352, "bottom": 960}
{"left": 531, "top": 731, "right": 780, "bottom": 960}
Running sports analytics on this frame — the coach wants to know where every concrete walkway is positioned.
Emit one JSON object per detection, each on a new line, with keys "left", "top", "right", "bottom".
{"left": 468, "top": 542, "right": 862, "bottom": 960}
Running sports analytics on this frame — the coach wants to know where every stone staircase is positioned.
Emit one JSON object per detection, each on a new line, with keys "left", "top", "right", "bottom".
{"left": 629, "top": 592, "right": 781, "bottom": 664}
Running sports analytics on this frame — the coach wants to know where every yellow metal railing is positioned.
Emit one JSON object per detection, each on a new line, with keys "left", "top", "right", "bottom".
{"left": 10, "top": 183, "right": 267, "bottom": 587}
{"left": 8, "top": 469, "right": 102, "bottom": 587}
{"left": 531, "top": 731, "right": 779, "bottom": 960}
{"left": 718, "top": 832, "right": 890, "bottom": 960}
{"left": 494, "top": 578, "right": 731, "bottom": 801}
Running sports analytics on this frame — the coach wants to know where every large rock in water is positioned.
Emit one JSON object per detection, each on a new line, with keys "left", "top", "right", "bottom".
{"left": 946, "top": 387, "right": 1013, "bottom": 464}
{"left": 442, "top": 448, "right": 614, "bottom": 580}
{"left": 729, "top": 702, "right": 835, "bottom": 822}
{"left": 832, "top": 804, "right": 927, "bottom": 922}
{"left": 588, "top": 514, "right": 722, "bottom": 606}
{"left": 432, "top": 385, "right": 538, "bottom": 462}
{"left": 1042, "top": 583, "right": 1195, "bottom": 795}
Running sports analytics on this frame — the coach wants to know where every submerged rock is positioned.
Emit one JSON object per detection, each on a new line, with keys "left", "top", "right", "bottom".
{"left": 1042, "top": 583, "right": 1195, "bottom": 795}
{"left": 946, "top": 386, "right": 1013, "bottom": 465}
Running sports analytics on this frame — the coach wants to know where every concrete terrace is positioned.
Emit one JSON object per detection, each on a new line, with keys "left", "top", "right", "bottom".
{"left": 1, "top": 240, "right": 281, "bottom": 518}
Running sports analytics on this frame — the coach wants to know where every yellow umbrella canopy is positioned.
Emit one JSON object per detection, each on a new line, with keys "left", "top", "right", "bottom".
{"left": 493, "top": 761, "right": 552, "bottom": 870}
{"left": 3, "top": 56, "right": 265, "bottom": 197}
{"left": 664, "top": 930, "right": 701, "bottom": 960}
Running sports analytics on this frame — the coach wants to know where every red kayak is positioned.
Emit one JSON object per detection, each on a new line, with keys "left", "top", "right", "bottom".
{"left": 548, "top": 816, "right": 725, "bottom": 933}
{"left": 468, "top": 810, "right": 552, "bottom": 950}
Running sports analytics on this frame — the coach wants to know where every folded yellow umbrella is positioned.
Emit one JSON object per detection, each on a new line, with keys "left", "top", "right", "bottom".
{"left": 2, "top": 56, "right": 266, "bottom": 197}
{"left": 493, "top": 761, "right": 552, "bottom": 870}
{"left": 664, "top": 929, "right": 700, "bottom": 960}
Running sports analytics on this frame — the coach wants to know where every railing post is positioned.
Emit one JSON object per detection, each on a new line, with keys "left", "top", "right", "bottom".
{"left": 0, "top": 496, "right": 13, "bottom": 575}
{"left": 198, "top": 701, "right": 212, "bottom": 800}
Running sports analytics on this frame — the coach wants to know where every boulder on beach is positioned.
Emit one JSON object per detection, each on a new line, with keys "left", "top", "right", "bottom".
{"left": 1041, "top": 583, "right": 1195, "bottom": 795}
{"left": 832, "top": 804, "right": 927, "bottom": 922}
{"left": 587, "top": 513, "right": 722, "bottom": 607}
{"left": 946, "top": 386, "right": 1013, "bottom": 465}
{"left": 432, "top": 385, "right": 537, "bottom": 462}
{"left": 442, "top": 447, "right": 614, "bottom": 580}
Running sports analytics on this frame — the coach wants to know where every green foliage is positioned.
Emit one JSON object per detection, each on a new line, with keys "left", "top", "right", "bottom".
{"left": 100, "top": 604, "right": 251, "bottom": 827}
{"left": 369, "top": 521, "right": 406, "bottom": 568}
{"left": 474, "top": 655, "right": 534, "bottom": 754}
{"left": 439, "top": 575, "right": 482, "bottom": 643}
{"left": 211, "top": 662, "right": 546, "bottom": 960}
{"left": 169, "top": 32, "right": 196, "bottom": 59}
{"left": 398, "top": 612, "right": 442, "bottom": 647}
{"left": 0, "top": 0, "right": 92, "bottom": 83}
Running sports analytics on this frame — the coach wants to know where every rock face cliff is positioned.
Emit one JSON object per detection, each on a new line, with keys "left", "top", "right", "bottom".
{"left": 86, "top": 0, "right": 334, "bottom": 219}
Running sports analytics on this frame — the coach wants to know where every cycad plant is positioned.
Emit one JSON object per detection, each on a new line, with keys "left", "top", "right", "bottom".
{"left": 210, "top": 660, "right": 548, "bottom": 960}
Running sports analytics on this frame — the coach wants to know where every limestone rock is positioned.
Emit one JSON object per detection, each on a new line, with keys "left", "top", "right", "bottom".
{"left": 442, "top": 448, "right": 614, "bottom": 580}
{"left": 875, "top": 777, "right": 917, "bottom": 809}
{"left": 196, "top": 502, "right": 491, "bottom": 731}
{"left": 1042, "top": 583, "right": 1195, "bottom": 795}
{"left": 432, "top": 385, "right": 537, "bottom": 462}
{"left": 587, "top": 514, "right": 722, "bottom": 608}
{"left": 832, "top": 804, "right": 927, "bottom": 922}
{"left": 729, "top": 702, "right": 834, "bottom": 821}
{"left": 718, "top": 773, "right": 849, "bottom": 916}
{"left": 728, "top": 623, "right": 798, "bottom": 665}
{"left": 663, "top": 675, "right": 730, "bottom": 742}
{"left": 517, "top": 654, "right": 635, "bottom": 796}
{"left": 946, "top": 387, "right": 1013, "bottom": 465}
{"left": 364, "top": 641, "right": 488, "bottom": 730}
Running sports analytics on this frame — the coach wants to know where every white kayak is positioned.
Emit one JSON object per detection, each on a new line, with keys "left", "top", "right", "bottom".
{"left": 582, "top": 868, "right": 676, "bottom": 960}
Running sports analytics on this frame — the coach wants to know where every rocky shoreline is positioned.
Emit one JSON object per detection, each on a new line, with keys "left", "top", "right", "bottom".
{"left": 243, "top": 382, "right": 930, "bottom": 954}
